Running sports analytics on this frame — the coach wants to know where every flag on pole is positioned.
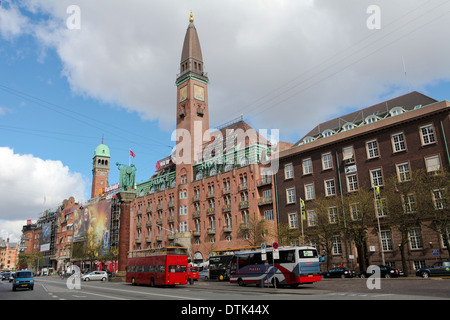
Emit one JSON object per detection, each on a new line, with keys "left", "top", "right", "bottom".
{"left": 300, "top": 198, "right": 306, "bottom": 220}
{"left": 130, "top": 150, "right": 136, "bottom": 157}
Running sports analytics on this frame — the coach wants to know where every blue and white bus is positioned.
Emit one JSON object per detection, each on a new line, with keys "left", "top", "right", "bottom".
{"left": 229, "top": 246, "right": 321, "bottom": 287}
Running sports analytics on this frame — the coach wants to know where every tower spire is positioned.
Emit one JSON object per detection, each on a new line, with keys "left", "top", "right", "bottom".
{"left": 189, "top": 10, "right": 194, "bottom": 23}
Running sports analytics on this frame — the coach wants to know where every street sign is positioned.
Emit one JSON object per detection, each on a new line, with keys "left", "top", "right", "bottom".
{"left": 272, "top": 242, "right": 279, "bottom": 249}
{"left": 432, "top": 249, "right": 439, "bottom": 256}
{"left": 261, "top": 243, "right": 266, "bottom": 253}
{"left": 273, "top": 249, "right": 279, "bottom": 260}
{"left": 261, "top": 253, "right": 267, "bottom": 261}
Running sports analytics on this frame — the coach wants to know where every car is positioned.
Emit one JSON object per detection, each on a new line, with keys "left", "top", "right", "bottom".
{"left": 358, "top": 265, "right": 402, "bottom": 278}
{"left": 11, "top": 271, "right": 34, "bottom": 291}
{"left": 198, "top": 270, "right": 209, "bottom": 280}
{"left": 81, "top": 270, "right": 108, "bottom": 281}
{"left": 322, "top": 267, "right": 354, "bottom": 278}
{"left": 1, "top": 272, "right": 12, "bottom": 281}
{"left": 416, "top": 261, "right": 450, "bottom": 279}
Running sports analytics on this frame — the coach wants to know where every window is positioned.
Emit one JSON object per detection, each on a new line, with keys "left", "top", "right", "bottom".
{"left": 288, "top": 213, "right": 298, "bottom": 229}
{"left": 304, "top": 183, "right": 315, "bottom": 200}
{"left": 366, "top": 140, "right": 379, "bottom": 159}
{"left": 286, "top": 188, "right": 296, "bottom": 204}
{"left": 347, "top": 174, "right": 358, "bottom": 192}
{"left": 403, "top": 194, "right": 416, "bottom": 213}
{"left": 322, "top": 153, "right": 333, "bottom": 170}
{"left": 350, "top": 203, "right": 361, "bottom": 220}
{"left": 284, "top": 163, "right": 294, "bottom": 179}
{"left": 420, "top": 124, "right": 436, "bottom": 145}
{"left": 179, "top": 221, "right": 188, "bottom": 233}
{"left": 302, "top": 158, "right": 313, "bottom": 175}
{"left": 264, "top": 209, "right": 274, "bottom": 220}
{"left": 179, "top": 190, "right": 187, "bottom": 199}
{"left": 433, "top": 189, "right": 447, "bottom": 210}
{"left": 332, "top": 235, "right": 342, "bottom": 255}
{"left": 425, "top": 155, "right": 441, "bottom": 174}
{"left": 307, "top": 210, "right": 317, "bottom": 227}
{"left": 328, "top": 206, "right": 338, "bottom": 224}
{"left": 409, "top": 228, "right": 423, "bottom": 249}
{"left": 392, "top": 133, "right": 406, "bottom": 152}
{"left": 179, "top": 205, "right": 187, "bottom": 216}
{"left": 381, "top": 230, "right": 393, "bottom": 251}
{"left": 343, "top": 146, "right": 354, "bottom": 163}
{"left": 396, "top": 162, "right": 411, "bottom": 182}
{"left": 325, "top": 179, "right": 336, "bottom": 196}
{"left": 370, "top": 168, "right": 383, "bottom": 187}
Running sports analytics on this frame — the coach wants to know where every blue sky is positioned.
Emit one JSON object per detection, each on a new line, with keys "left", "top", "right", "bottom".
{"left": 1, "top": 0, "right": 450, "bottom": 242}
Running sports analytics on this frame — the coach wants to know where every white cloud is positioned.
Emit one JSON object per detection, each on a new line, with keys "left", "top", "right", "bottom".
{"left": 2, "top": 0, "right": 450, "bottom": 138}
{"left": 0, "top": 220, "right": 25, "bottom": 243}
{"left": 0, "top": 147, "right": 87, "bottom": 221}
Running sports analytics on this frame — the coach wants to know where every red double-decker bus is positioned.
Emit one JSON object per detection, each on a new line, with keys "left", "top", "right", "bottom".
{"left": 126, "top": 247, "right": 189, "bottom": 287}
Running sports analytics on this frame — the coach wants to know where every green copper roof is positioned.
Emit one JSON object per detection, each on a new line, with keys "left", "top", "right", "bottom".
{"left": 93, "top": 143, "right": 110, "bottom": 158}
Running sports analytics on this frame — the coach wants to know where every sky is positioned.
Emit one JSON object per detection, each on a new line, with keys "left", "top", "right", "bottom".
{"left": 1, "top": 0, "right": 450, "bottom": 243}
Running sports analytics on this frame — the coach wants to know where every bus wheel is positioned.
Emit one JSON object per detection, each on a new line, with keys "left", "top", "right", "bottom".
{"left": 237, "top": 278, "right": 245, "bottom": 286}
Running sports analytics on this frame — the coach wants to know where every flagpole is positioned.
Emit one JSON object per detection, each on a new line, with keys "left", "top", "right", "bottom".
{"left": 129, "top": 148, "right": 131, "bottom": 166}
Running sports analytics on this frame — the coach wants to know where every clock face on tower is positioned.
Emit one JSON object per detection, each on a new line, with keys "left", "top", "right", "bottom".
{"left": 194, "top": 85, "right": 204, "bottom": 101}
{"left": 179, "top": 85, "right": 188, "bottom": 102}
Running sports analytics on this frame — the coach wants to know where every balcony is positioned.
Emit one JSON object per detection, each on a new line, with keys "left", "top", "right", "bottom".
{"left": 207, "top": 207, "right": 215, "bottom": 216}
{"left": 239, "top": 200, "right": 249, "bottom": 210}
{"left": 135, "top": 238, "right": 142, "bottom": 244}
{"left": 257, "top": 177, "right": 272, "bottom": 187}
{"left": 156, "top": 236, "right": 163, "bottom": 242}
{"left": 136, "top": 222, "right": 142, "bottom": 229}
{"left": 258, "top": 196, "right": 273, "bottom": 206}
{"left": 193, "top": 210, "right": 201, "bottom": 219}
{"left": 240, "top": 223, "right": 250, "bottom": 230}
{"left": 157, "top": 204, "right": 163, "bottom": 211}
{"left": 207, "top": 228, "right": 216, "bottom": 235}
{"left": 168, "top": 216, "right": 175, "bottom": 224}
{"left": 222, "top": 187, "right": 231, "bottom": 195}
{"left": 223, "top": 226, "right": 232, "bottom": 233}
{"left": 156, "top": 218, "right": 163, "bottom": 225}
{"left": 192, "top": 194, "right": 201, "bottom": 202}
{"left": 168, "top": 233, "right": 175, "bottom": 241}
{"left": 207, "top": 191, "right": 215, "bottom": 199}
{"left": 136, "top": 210, "right": 142, "bottom": 216}
{"left": 222, "top": 204, "right": 231, "bottom": 213}
{"left": 168, "top": 201, "right": 175, "bottom": 208}
{"left": 192, "top": 230, "right": 201, "bottom": 237}
{"left": 145, "top": 237, "right": 151, "bottom": 243}
{"left": 146, "top": 221, "right": 152, "bottom": 227}
{"left": 238, "top": 182, "right": 248, "bottom": 191}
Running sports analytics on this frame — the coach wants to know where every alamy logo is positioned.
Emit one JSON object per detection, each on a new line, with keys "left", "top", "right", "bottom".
{"left": 66, "top": 265, "right": 81, "bottom": 290}
{"left": 366, "top": 265, "right": 381, "bottom": 290}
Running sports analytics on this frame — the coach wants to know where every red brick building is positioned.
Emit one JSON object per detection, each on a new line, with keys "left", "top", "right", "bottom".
{"left": 130, "top": 13, "right": 292, "bottom": 263}
{"left": 276, "top": 92, "right": 450, "bottom": 274}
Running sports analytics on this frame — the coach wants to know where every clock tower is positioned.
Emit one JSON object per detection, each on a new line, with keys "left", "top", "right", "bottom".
{"left": 175, "top": 11, "right": 210, "bottom": 174}
{"left": 91, "top": 142, "right": 110, "bottom": 198}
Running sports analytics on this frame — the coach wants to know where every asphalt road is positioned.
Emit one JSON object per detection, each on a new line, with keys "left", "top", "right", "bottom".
{"left": 0, "top": 275, "right": 448, "bottom": 301}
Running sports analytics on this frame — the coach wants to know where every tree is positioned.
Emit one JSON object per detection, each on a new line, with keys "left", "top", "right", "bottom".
{"left": 239, "top": 211, "right": 269, "bottom": 247}
{"left": 412, "top": 169, "right": 450, "bottom": 258}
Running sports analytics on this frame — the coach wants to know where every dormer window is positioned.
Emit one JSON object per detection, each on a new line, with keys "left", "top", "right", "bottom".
{"left": 389, "top": 106, "right": 405, "bottom": 117}
{"left": 365, "top": 115, "right": 379, "bottom": 124}
{"left": 342, "top": 122, "right": 355, "bottom": 131}
{"left": 322, "top": 129, "right": 334, "bottom": 138}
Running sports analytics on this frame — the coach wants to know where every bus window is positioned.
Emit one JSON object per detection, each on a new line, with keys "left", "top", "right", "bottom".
{"left": 299, "top": 249, "right": 318, "bottom": 259}
{"left": 278, "top": 250, "right": 295, "bottom": 263}
{"left": 169, "top": 265, "right": 187, "bottom": 273}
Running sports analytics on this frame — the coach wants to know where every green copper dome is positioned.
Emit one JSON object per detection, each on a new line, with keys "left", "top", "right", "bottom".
{"left": 93, "top": 143, "right": 111, "bottom": 158}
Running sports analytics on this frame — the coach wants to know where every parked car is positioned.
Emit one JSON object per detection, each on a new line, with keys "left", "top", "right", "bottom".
{"left": 81, "top": 271, "right": 108, "bottom": 281}
{"left": 416, "top": 261, "right": 450, "bottom": 279}
{"left": 358, "top": 265, "right": 403, "bottom": 278}
{"left": 11, "top": 271, "right": 34, "bottom": 291}
{"left": 198, "top": 270, "right": 209, "bottom": 280}
{"left": 322, "top": 267, "right": 354, "bottom": 278}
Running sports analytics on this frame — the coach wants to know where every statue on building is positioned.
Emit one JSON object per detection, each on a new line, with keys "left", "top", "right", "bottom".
{"left": 116, "top": 163, "right": 137, "bottom": 191}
